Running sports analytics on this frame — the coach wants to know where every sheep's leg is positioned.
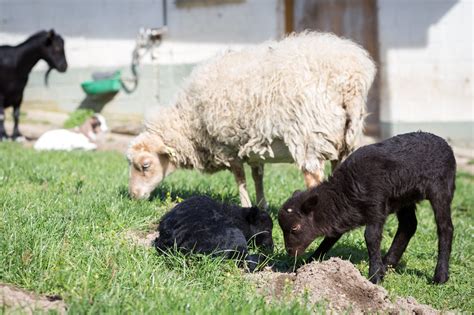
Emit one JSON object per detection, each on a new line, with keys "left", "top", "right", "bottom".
{"left": 12, "top": 102, "right": 24, "bottom": 141}
{"left": 0, "top": 101, "right": 7, "bottom": 141}
{"left": 303, "top": 165, "right": 324, "bottom": 188}
{"left": 331, "top": 160, "right": 341, "bottom": 173}
{"left": 310, "top": 234, "right": 342, "bottom": 261}
{"left": 251, "top": 164, "right": 268, "bottom": 210}
{"left": 230, "top": 161, "right": 252, "bottom": 208}
{"left": 383, "top": 204, "right": 417, "bottom": 268}
{"left": 430, "top": 196, "right": 453, "bottom": 284}
{"left": 365, "top": 221, "right": 386, "bottom": 284}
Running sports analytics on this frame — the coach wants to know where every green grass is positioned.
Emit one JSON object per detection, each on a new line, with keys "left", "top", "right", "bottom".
{"left": 0, "top": 143, "right": 473, "bottom": 313}
{"left": 63, "top": 109, "right": 95, "bottom": 128}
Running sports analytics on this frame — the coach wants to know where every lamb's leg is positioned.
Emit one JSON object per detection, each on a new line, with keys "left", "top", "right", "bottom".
{"left": 303, "top": 161, "right": 325, "bottom": 187}
{"left": 310, "top": 234, "right": 342, "bottom": 261}
{"left": 430, "top": 196, "right": 454, "bottom": 284}
{"left": 0, "top": 102, "right": 7, "bottom": 141}
{"left": 365, "top": 221, "right": 386, "bottom": 284}
{"left": 383, "top": 204, "right": 417, "bottom": 268}
{"left": 12, "top": 103, "right": 24, "bottom": 141}
{"left": 251, "top": 164, "right": 268, "bottom": 210}
{"left": 230, "top": 161, "right": 252, "bottom": 207}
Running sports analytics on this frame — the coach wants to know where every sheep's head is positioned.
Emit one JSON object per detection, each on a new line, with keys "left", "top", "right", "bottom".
{"left": 126, "top": 133, "right": 177, "bottom": 200}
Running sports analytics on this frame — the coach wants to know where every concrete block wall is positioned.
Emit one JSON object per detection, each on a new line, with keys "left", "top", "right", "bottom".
{"left": 378, "top": 0, "right": 473, "bottom": 144}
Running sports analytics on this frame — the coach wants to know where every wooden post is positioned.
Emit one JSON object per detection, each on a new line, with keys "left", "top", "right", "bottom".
{"left": 285, "top": 0, "right": 294, "bottom": 34}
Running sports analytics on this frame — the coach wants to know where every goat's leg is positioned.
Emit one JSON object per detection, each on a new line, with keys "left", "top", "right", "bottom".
{"left": 230, "top": 161, "right": 252, "bottom": 207}
{"left": 303, "top": 160, "right": 325, "bottom": 187}
{"left": 251, "top": 164, "right": 268, "bottom": 210}
{"left": 365, "top": 221, "right": 386, "bottom": 284}
{"left": 12, "top": 103, "right": 24, "bottom": 141}
{"left": 383, "top": 204, "right": 417, "bottom": 268}
{"left": 0, "top": 102, "right": 7, "bottom": 141}
{"left": 430, "top": 195, "right": 454, "bottom": 284}
{"left": 310, "top": 234, "right": 342, "bottom": 261}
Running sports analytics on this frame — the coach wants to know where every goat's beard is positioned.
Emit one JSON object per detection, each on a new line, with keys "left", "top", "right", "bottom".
{"left": 44, "top": 67, "right": 53, "bottom": 86}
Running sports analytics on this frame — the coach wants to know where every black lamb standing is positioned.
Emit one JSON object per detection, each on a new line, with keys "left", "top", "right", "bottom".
{"left": 0, "top": 30, "right": 67, "bottom": 140}
{"left": 278, "top": 132, "right": 456, "bottom": 284}
{"left": 155, "top": 196, "right": 274, "bottom": 270}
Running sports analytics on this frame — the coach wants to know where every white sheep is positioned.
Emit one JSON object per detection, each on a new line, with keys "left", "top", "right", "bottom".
{"left": 127, "top": 32, "right": 376, "bottom": 207}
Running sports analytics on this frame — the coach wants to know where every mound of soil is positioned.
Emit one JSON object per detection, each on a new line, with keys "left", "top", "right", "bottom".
{"left": 125, "top": 229, "right": 159, "bottom": 247}
{"left": 248, "top": 258, "right": 441, "bottom": 314}
{"left": 0, "top": 284, "right": 66, "bottom": 314}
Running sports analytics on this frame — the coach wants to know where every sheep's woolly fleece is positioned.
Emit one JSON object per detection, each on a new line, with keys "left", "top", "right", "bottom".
{"left": 138, "top": 32, "right": 376, "bottom": 172}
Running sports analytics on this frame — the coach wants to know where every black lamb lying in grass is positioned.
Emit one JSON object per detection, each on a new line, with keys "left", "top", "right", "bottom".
{"left": 154, "top": 196, "right": 274, "bottom": 270}
{"left": 278, "top": 132, "right": 456, "bottom": 284}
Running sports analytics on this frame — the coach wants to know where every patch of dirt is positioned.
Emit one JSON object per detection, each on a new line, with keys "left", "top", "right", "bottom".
{"left": 125, "top": 228, "right": 159, "bottom": 247}
{"left": 0, "top": 284, "right": 67, "bottom": 314}
{"left": 247, "top": 258, "right": 443, "bottom": 314}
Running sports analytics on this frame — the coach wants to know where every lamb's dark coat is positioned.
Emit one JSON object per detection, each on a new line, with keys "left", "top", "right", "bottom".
{"left": 155, "top": 196, "right": 274, "bottom": 261}
{"left": 278, "top": 132, "right": 456, "bottom": 284}
{"left": 0, "top": 30, "right": 67, "bottom": 140}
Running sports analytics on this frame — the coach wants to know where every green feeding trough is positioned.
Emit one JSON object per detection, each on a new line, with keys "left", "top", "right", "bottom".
{"left": 81, "top": 70, "right": 122, "bottom": 95}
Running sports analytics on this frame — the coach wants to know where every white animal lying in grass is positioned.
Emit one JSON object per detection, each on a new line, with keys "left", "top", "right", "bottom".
{"left": 34, "top": 114, "right": 108, "bottom": 151}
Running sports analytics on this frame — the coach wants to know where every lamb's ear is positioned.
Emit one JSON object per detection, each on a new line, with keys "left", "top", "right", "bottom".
{"left": 301, "top": 193, "right": 318, "bottom": 213}
{"left": 291, "top": 190, "right": 303, "bottom": 198}
{"left": 245, "top": 206, "right": 260, "bottom": 223}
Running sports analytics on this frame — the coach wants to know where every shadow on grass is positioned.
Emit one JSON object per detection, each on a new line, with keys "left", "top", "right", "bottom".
{"left": 265, "top": 244, "right": 370, "bottom": 273}
{"left": 149, "top": 185, "right": 240, "bottom": 204}
{"left": 117, "top": 185, "right": 238, "bottom": 204}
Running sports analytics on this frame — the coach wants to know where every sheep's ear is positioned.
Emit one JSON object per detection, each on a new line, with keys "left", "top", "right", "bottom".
{"left": 157, "top": 145, "right": 176, "bottom": 157}
{"left": 245, "top": 206, "right": 260, "bottom": 223}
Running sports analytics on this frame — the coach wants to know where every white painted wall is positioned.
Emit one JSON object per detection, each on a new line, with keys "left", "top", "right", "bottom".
{"left": 378, "top": 0, "right": 473, "bottom": 123}
{"left": 0, "top": 0, "right": 285, "bottom": 118}
{"left": 0, "top": 0, "right": 284, "bottom": 68}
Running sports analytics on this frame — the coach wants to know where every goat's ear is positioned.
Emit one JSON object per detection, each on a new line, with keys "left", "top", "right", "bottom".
{"left": 245, "top": 206, "right": 260, "bottom": 223}
{"left": 45, "top": 30, "right": 55, "bottom": 46}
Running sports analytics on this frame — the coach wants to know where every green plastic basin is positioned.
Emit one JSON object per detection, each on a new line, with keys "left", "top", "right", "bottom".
{"left": 81, "top": 71, "right": 121, "bottom": 95}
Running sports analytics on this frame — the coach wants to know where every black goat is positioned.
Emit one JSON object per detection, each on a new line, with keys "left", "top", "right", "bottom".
{"left": 278, "top": 132, "right": 456, "bottom": 284}
{"left": 0, "top": 30, "right": 67, "bottom": 140}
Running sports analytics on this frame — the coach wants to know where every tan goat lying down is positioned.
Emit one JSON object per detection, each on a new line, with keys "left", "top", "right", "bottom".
{"left": 127, "top": 32, "right": 376, "bottom": 207}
